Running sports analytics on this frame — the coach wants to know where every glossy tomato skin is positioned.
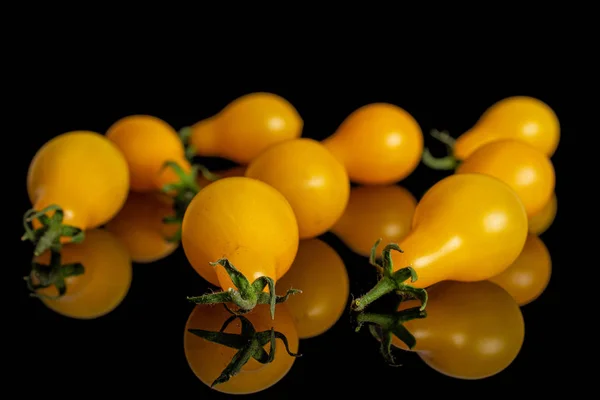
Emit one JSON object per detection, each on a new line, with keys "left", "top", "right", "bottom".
{"left": 34, "top": 229, "right": 132, "bottom": 319}
{"left": 27, "top": 131, "right": 129, "bottom": 231}
{"left": 454, "top": 96, "right": 560, "bottom": 160}
{"left": 181, "top": 177, "right": 299, "bottom": 288}
{"left": 391, "top": 174, "right": 528, "bottom": 288}
{"left": 106, "top": 115, "right": 191, "bottom": 192}
{"left": 331, "top": 185, "right": 417, "bottom": 257}
{"left": 395, "top": 280, "right": 525, "bottom": 380}
{"left": 245, "top": 138, "right": 350, "bottom": 239}
{"left": 528, "top": 193, "right": 557, "bottom": 235}
{"left": 276, "top": 239, "right": 349, "bottom": 339}
{"left": 489, "top": 234, "right": 551, "bottom": 306}
{"left": 189, "top": 92, "right": 303, "bottom": 164}
{"left": 105, "top": 192, "right": 179, "bottom": 263}
{"left": 184, "top": 303, "right": 299, "bottom": 394}
{"left": 456, "top": 140, "right": 555, "bottom": 217}
{"left": 323, "top": 103, "right": 423, "bottom": 185}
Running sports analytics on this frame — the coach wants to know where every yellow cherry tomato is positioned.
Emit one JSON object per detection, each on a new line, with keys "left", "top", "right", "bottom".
{"left": 188, "top": 92, "right": 303, "bottom": 164}
{"left": 105, "top": 192, "right": 179, "bottom": 263}
{"left": 33, "top": 229, "right": 132, "bottom": 319}
{"left": 456, "top": 140, "right": 555, "bottom": 217}
{"left": 488, "top": 234, "right": 551, "bottom": 306}
{"left": 245, "top": 138, "right": 350, "bottom": 239}
{"left": 528, "top": 193, "right": 557, "bottom": 235}
{"left": 181, "top": 177, "right": 299, "bottom": 290}
{"left": 394, "top": 280, "right": 525, "bottom": 380}
{"left": 27, "top": 131, "right": 129, "bottom": 232}
{"left": 322, "top": 103, "right": 423, "bottom": 185}
{"left": 276, "top": 239, "right": 349, "bottom": 339}
{"left": 331, "top": 185, "right": 416, "bottom": 257}
{"left": 106, "top": 115, "right": 192, "bottom": 192}
{"left": 184, "top": 303, "right": 299, "bottom": 394}
{"left": 453, "top": 96, "right": 560, "bottom": 160}
{"left": 196, "top": 165, "right": 247, "bottom": 188}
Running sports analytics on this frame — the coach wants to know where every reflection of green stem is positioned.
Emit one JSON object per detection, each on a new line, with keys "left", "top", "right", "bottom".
{"left": 188, "top": 310, "right": 301, "bottom": 387}
{"left": 421, "top": 129, "right": 460, "bottom": 170}
{"left": 21, "top": 205, "right": 85, "bottom": 256}
{"left": 351, "top": 239, "right": 428, "bottom": 313}
{"left": 187, "top": 258, "right": 302, "bottom": 320}
{"left": 24, "top": 249, "right": 85, "bottom": 299}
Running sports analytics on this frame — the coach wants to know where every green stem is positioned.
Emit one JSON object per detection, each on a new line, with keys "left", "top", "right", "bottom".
{"left": 421, "top": 129, "right": 460, "bottom": 171}
{"left": 24, "top": 249, "right": 85, "bottom": 299}
{"left": 179, "top": 127, "right": 196, "bottom": 162}
{"left": 21, "top": 205, "right": 85, "bottom": 256}
{"left": 186, "top": 258, "right": 302, "bottom": 319}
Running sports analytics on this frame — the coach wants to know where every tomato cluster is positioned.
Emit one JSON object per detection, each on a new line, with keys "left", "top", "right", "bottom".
{"left": 22, "top": 93, "right": 558, "bottom": 392}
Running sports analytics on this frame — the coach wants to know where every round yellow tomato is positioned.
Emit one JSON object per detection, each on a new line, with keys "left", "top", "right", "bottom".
{"left": 181, "top": 177, "right": 299, "bottom": 291}
{"left": 456, "top": 140, "right": 555, "bottom": 217}
{"left": 27, "top": 131, "right": 129, "bottom": 234}
{"left": 188, "top": 92, "right": 303, "bottom": 164}
{"left": 394, "top": 280, "right": 525, "bottom": 379}
{"left": 184, "top": 303, "right": 299, "bottom": 394}
{"left": 528, "top": 193, "right": 557, "bottom": 235}
{"left": 453, "top": 96, "right": 560, "bottom": 160}
{"left": 322, "top": 103, "right": 423, "bottom": 185}
{"left": 489, "top": 234, "right": 551, "bottom": 306}
{"left": 106, "top": 115, "right": 192, "bottom": 192}
{"left": 32, "top": 229, "right": 132, "bottom": 319}
{"left": 105, "top": 192, "right": 179, "bottom": 263}
{"left": 276, "top": 239, "right": 349, "bottom": 339}
{"left": 330, "top": 185, "right": 416, "bottom": 257}
{"left": 245, "top": 138, "right": 350, "bottom": 239}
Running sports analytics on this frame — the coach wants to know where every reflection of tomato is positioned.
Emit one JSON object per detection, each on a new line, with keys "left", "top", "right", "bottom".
{"left": 331, "top": 185, "right": 416, "bottom": 257}
{"left": 322, "top": 103, "right": 423, "bottom": 185}
{"left": 246, "top": 138, "right": 350, "bottom": 239}
{"left": 277, "top": 239, "right": 349, "bottom": 339}
{"left": 395, "top": 280, "right": 525, "bottom": 380}
{"left": 196, "top": 165, "right": 247, "bottom": 188}
{"left": 453, "top": 96, "right": 560, "bottom": 160}
{"left": 27, "top": 131, "right": 129, "bottom": 234}
{"left": 33, "top": 229, "right": 132, "bottom": 319}
{"left": 456, "top": 140, "right": 555, "bottom": 217}
{"left": 489, "top": 234, "right": 551, "bottom": 306}
{"left": 184, "top": 303, "right": 299, "bottom": 394}
{"left": 188, "top": 92, "right": 303, "bottom": 164}
{"left": 105, "top": 192, "right": 179, "bottom": 263}
{"left": 528, "top": 193, "right": 557, "bottom": 235}
{"left": 106, "top": 115, "right": 192, "bottom": 192}
{"left": 181, "top": 177, "right": 299, "bottom": 291}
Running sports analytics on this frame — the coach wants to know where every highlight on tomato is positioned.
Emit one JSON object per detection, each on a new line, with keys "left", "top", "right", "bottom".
{"left": 245, "top": 138, "right": 350, "bottom": 239}
{"left": 23, "top": 131, "right": 130, "bottom": 256}
{"left": 330, "top": 185, "right": 417, "bottom": 257}
{"left": 276, "top": 239, "right": 349, "bottom": 339}
{"left": 358, "top": 280, "right": 525, "bottom": 379}
{"left": 181, "top": 92, "right": 303, "bottom": 165}
{"left": 452, "top": 140, "right": 556, "bottom": 217}
{"left": 105, "top": 192, "right": 180, "bottom": 263}
{"left": 184, "top": 303, "right": 300, "bottom": 394}
{"left": 26, "top": 229, "right": 132, "bottom": 319}
{"left": 182, "top": 177, "right": 300, "bottom": 318}
{"left": 351, "top": 173, "right": 529, "bottom": 312}
{"left": 489, "top": 234, "right": 552, "bottom": 306}
{"left": 422, "top": 96, "right": 560, "bottom": 168}
{"left": 528, "top": 192, "right": 557, "bottom": 235}
{"left": 322, "top": 103, "right": 423, "bottom": 185}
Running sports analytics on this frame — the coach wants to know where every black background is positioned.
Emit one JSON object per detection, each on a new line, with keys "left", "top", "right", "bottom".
{"left": 16, "top": 68, "right": 572, "bottom": 397}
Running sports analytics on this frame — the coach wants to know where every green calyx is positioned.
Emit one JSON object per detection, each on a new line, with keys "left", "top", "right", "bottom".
{"left": 179, "top": 127, "right": 196, "bottom": 162}
{"left": 22, "top": 205, "right": 85, "bottom": 256}
{"left": 421, "top": 129, "right": 460, "bottom": 170}
{"left": 24, "top": 248, "right": 85, "bottom": 299}
{"left": 187, "top": 258, "right": 302, "bottom": 320}
{"left": 355, "top": 306, "right": 427, "bottom": 366}
{"left": 351, "top": 239, "right": 428, "bottom": 313}
{"left": 188, "top": 309, "right": 301, "bottom": 387}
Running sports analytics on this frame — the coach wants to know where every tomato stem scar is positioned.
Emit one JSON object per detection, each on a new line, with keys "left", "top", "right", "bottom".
{"left": 186, "top": 258, "right": 302, "bottom": 319}
{"left": 24, "top": 248, "right": 85, "bottom": 299}
{"left": 188, "top": 311, "right": 301, "bottom": 387}
{"left": 421, "top": 129, "right": 460, "bottom": 170}
{"left": 351, "top": 239, "right": 428, "bottom": 313}
{"left": 21, "top": 205, "right": 85, "bottom": 256}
